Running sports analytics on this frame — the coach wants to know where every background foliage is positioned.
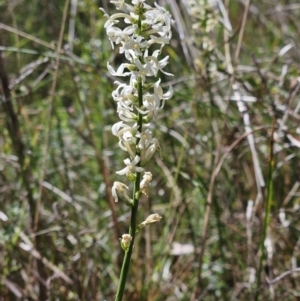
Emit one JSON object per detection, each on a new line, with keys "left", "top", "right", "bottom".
{"left": 1, "top": 0, "right": 300, "bottom": 300}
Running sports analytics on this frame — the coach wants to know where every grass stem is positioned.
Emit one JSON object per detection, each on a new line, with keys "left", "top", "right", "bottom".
{"left": 255, "top": 119, "right": 275, "bottom": 301}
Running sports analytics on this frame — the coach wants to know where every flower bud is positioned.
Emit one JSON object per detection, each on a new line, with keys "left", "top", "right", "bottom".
{"left": 120, "top": 234, "right": 132, "bottom": 252}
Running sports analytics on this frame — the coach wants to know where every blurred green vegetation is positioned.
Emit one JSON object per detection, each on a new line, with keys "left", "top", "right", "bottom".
{"left": 1, "top": 0, "right": 300, "bottom": 300}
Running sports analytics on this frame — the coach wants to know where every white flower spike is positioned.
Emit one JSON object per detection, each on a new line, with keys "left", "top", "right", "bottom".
{"left": 101, "top": 0, "right": 174, "bottom": 193}
{"left": 102, "top": 0, "right": 174, "bottom": 299}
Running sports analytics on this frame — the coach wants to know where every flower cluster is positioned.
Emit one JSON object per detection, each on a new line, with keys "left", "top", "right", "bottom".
{"left": 187, "top": 0, "right": 220, "bottom": 44}
{"left": 102, "top": 0, "right": 174, "bottom": 199}
{"left": 185, "top": 0, "right": 232, "bottom": 71}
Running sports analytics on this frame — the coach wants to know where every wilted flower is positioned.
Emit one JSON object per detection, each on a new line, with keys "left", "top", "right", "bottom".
{"left": 112, "top": 181, "right": 133, "bottom": 205}
{"left": 137, "top": 213, "right": 162, "bottom": 231}
{"left": 140, "top": 171, "right": 152, "bottom": 196}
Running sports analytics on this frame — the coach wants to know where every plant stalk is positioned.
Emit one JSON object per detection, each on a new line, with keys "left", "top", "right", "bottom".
{"left": 114, "top": 79, "right": 143, "bottom": 301}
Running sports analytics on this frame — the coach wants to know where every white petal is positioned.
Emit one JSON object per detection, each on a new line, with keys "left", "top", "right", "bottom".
{"left": 112, "top": 185, "right": 119, "bottom": 202}
{"left": 135, "top": 166, "right": 144, "bottom": 172}
{"left": 131, "top": 155, "right": 141, "bottom": 165}
{"left": 112, "top": 121, "right": 124, "bottom": 136}
{"left": 124, "top": 158, "right": 131, "bottom": 165}
{"left": 116, "top": 166, "right": 129, "bottom": 175}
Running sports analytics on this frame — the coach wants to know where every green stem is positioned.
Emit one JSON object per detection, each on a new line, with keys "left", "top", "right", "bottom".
{"left": 255, "top": 120, "right": 275, "bottom": 301}
{"left": 114, "top": 79, "right": 144, "bottom": 301}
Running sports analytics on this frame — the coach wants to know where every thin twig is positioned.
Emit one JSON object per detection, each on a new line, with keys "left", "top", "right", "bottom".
{"left": 233, "top": 0, "right": 252, "bottom": 66}
{"left": 267, "top": 268, "right": 300, "bottom": 285}
{"left": 33, "top": 0, "right": 71, "bottom": 233}
{"left": 0, "top": 23, "right": 56, "bottom": 50}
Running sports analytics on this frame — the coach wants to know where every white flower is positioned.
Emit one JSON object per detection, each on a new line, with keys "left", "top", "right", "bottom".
{"left": 131, "top": 59, "right": 154, "bottom": 83}
{"left": 112, "top": 122, "right": 138, "bottom": 157}
{"left": 144, "top": 52, "right": 173, "bottom": 77}
{"left": 143, "top": 79, "right": 173, "bottom": 116}
{"left": 154, "top": 79, "right": 173, "bottom": 100}
{"left": 112, "top": 121, "right": 127, "bottom": 136}
{"left": 143, "top": 3, "right": 174, "bottom": 38}
{"left": 112, "top": 181, "right": 132, "bottom": 203}
{"left": 142, "top": 94, "right": 157, "bottom": 111}
{"left": 117, "top": 105, "right": 138, "bottom": 122}
{"left": 107, "top": 62, "right": 133, "bottom": 77}
{"left": 136, "top": 129, "right": 153, "bottom": 149}
{"left": 139, "top": 93, "right": 162, "bottom": 116}
{"left": 141, "top": 138, "right": 161, "bottom": 165}
{"left": 112, "top": 121, "right": 138, "bottom": 139}
{"left": 136, "top": 80, "right": 172, "bottom": 118}
{"left": 107, "top": 25, "right": 137, "bottom": 48}
{"left": 120, "top": 36, "right": 149, "bottom": 59}
{"left": 140, "top": 171, "right": 152, "bottom": 196}
{"left": 122, "top": 129, "right": 136, "bottom": 143}
{"left": 112, "top": 81, "right": 136, "bottom": 104}
{"left": 116, "top": 155, "right": 144, "bottom": 175}
{"left": 119, "top": 130, "right": 136, "bottom": 157}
